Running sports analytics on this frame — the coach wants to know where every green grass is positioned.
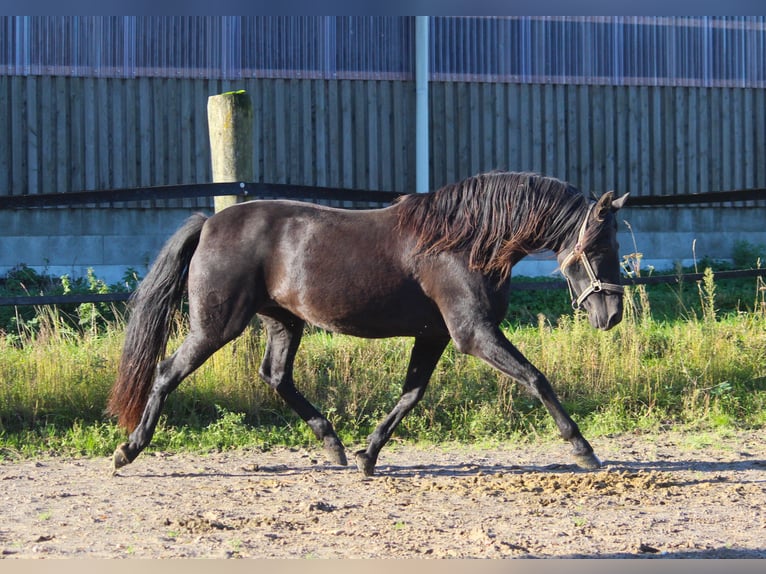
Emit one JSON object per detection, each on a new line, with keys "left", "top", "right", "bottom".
{"left": 1, "top": 257, "right": 765, "bottom": 460}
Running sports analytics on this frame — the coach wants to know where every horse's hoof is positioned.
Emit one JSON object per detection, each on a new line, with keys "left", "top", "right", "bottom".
{"left": 323, "top": 437, "right": 348, "bottom": 466}
{"left": 354, "top": 450, "right": 376, "bottom": 477}
{"left": 573, "top": 452, "right": 602, "bottom": 470}
{"left": 112, "top": 443, "right": 132, "bottom": 471}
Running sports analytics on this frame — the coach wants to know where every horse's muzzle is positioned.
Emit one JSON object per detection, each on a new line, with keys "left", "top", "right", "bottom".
{"left": 586, "top": 294, "right": 623, "bottom": 331}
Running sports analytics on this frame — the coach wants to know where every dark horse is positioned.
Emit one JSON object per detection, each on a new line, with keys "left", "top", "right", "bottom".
{"left": 108, "top": 171, "right": 628, "bottom": 476}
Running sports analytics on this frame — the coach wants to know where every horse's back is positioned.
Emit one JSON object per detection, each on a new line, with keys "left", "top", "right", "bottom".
{"left": 189, "top": 200, "right": 443, "bottom": 337}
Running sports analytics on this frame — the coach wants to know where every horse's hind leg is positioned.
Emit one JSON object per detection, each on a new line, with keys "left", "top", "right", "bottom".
{"left": 355, "top": 336, "right": 448, "bottom": 476}
{"left": 113, "top": 332, "right": 220, "bottom": 469}
{"left": 258, "top": 313, "right": 347, "bottom": 466}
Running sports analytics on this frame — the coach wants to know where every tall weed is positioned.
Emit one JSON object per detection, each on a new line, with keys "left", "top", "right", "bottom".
{"left": 1, "top": 270, "right": 765, "bottom": 458}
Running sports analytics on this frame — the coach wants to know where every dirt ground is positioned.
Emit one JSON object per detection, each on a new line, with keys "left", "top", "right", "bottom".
{"left": 1, "top": 430, "right": 765, "bottom": 559}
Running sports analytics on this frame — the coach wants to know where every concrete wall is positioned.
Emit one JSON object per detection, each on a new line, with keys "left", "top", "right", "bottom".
{"left": 0, "top": 207, "right": 194, "bottom": 284}
{"left": 2, "top": 204, "right": 764, "bottom": 285}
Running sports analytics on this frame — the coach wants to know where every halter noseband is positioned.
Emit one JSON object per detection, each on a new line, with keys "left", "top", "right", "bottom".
{"left": 560, "top": 204, "right": 624, "bottom": 310}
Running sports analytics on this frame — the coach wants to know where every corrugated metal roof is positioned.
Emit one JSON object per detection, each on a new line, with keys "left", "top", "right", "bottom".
{"left": 1, "top": 16, "right": 765, "bottom": 87}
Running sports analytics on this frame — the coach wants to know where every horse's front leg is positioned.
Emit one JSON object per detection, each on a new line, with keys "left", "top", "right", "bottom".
{"left": 355, "top": 336, "right": 449, "bottom": 476}
{"left": 454, "top": 325, "right": 601, "bottom": 469}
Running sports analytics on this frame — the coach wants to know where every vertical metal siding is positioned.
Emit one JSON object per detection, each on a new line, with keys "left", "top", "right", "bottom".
{"left": 2, "top": 16, "right": 766, "bottom": 87}
{"left": 0, "top": 17, "right": 415, "bottom": 81}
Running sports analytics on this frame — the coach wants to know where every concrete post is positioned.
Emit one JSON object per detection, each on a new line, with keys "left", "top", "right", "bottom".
{"left": 207, "top": 90, "right": 254, "bottom": 212}
{"left": 415, "top": 16, "right": 430, "bottom": 193}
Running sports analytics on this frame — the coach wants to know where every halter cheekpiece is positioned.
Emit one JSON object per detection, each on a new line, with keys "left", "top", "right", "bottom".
{"left": 560, "top": 203, "right": 624, "bottom": 310}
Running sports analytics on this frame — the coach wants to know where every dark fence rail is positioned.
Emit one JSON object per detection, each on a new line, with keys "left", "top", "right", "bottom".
{"left": 0, "top": 181, "right": 405, "bottom": 209}
{"left": 2, "top": 181, "right": 765, "bottom": 210}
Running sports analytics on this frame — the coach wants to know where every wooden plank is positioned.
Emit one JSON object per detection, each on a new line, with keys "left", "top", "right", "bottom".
{"left": 274, "top": 79, "right": 288, "bottom": 183}
{"left": 97, "top": 78, "right": 112, "bottom": 190}
{"left": 493, "top": 83, "right": 507, "bottom": 172}
{"left": 443, "top": 82, "right": 457, "bottom": 185}
{"left": 709, "top": 89, "right": 722, "bottom": 191}
{"left": 353, "top": 80, "right": 367, "bottom": 190}
{"left": 288, "top": 79, "right": 302, "bottom": 184}
{"left": 577, "top": 84, "right": 591, "bottom": 192}
{"left": 740, "top": 89, "right": 753, "bottom": 190}
{"left": 68, "top": 77, "right": 84, "bottom": 192}
{"left": 377, "top": 80, "right": 392, "bottom": 192}
{"left": 340, "top": 80, "right": 353, "bottom": 188}
{"left": 366, "top": 80, "right": 380, "bottom": 191}
{"left": 111, "top": 78, "right": 125, "bottom": 189}
{"left": 543, "top": 83, "right": 556, "bottom": 177}
{"left": 673, "top": 88, "right": 691, "bottom": 193}
{"left": 179, "top": 78, "right": 194, "bottom": 185}
{"left": 138, "top": 77, "right": 153, "bottom": 190}
{"left": 10, "top": 78, "right": 27, "bottom": 195}
{"left": 303, "top": 80, "right": 316, "bottom": 185}
{"left": 154, "top": 79, "right": 167, "bottom": 189}
{"left": 25, "top": 77, "right": 39, "bottom": 195}
{"left": 456, "top": 83, "right": 471, "bottom": 177}
{"left": 506, "top": 84, "right": 520, "bottom": 174}
{"left": 698, "top": 87, "right": 710, "bottom": 193}
{"left": 428, "top": 82, "right": 448, "bottom": 188}
{"left": 199, "top": 80, "right": 214, "bottom": 191}
{"left": 39, "top": 77, "right": 55, "bottom": 195}
{"left": 260, "top": 80, "right": 274, "bottom": 183}
{"left": 394, "top": 80, "right": 412, "bottom": 192}
{"left": 571, "top": 85, "right": 586, "bottom": 186}
{"left": 123, "top": 79, "right": 138, "bottom": 190}
{"left": 638, "top": 86, "right": 650, "bottom": 197}
{"left": 687, "top": 88, "right": 699, "bottom": 194}
{"left": 82, "top": 77, "right": 97, "bottom": 190}
{"left": 755, "top": 88, "right": 766, "bottom": 191}
{"left": 326, "top": 80, "right": 340, "bottom": 187}
{"left": 618, "top": 87, "right": 631, "bottom": 196}
{"left": 482, "top": 83, "right": 495, "bottom": 171}
{"left": 313, "top": 80, "right": 328, "bottom": 187}
{"left": 469, "top": 82, "right": 481, "bottom": 174}
{"left": 602, "top": 86, "right": 616, "bottom": 193}
{"left": 662, "top": 88, "right": 676, "bottom": 196}
{"left": 565, "top": 85, "right": 579, "bottom": 186}
{"left": 520, "top": 84, "right": 533, "bottom": 173}
{"left": 721, "top": 88, "right": 734, "bottom": 190}
{"left": 732, "top": 89, "right": 753, "bottom": 188}
{"left": 246, "top": 80, "right": 260, "bottom": 183}
{"left": 731, "top": 89, "right": 744, "bottom": 191}
{"left": 649, "top": 87, "right": 663, "bottom": 197}
{"left": 627, "top": 85, "right": 640, "bottom": 196}
{"left": 0, "top": 77, "right": 10, "bottom": 194}
{"left": 165, "top": 78, "right": 180, "bottom": 187}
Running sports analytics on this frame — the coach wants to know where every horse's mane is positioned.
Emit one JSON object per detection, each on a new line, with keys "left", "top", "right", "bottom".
{"left": 396, "top": 171, "right": 600, "bottom": 280}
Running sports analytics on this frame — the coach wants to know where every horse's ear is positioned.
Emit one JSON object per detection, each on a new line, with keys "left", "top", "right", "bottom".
{"left": 611, "top": 192, "right": 629, "bottom": 211}
{"left": 594, "top": 191, "right": 615, "bottom": 218}
{"left": 595, "top": 191, "right": 628, "bottom": 218}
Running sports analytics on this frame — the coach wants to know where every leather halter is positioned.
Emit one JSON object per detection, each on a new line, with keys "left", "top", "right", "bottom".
{"left": 560, "top": 204, "right": 624, "bottom": 310}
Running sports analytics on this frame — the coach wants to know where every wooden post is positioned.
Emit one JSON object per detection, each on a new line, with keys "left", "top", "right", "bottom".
{"left": 207, "top": 90, "right": 254, "bottom": 213}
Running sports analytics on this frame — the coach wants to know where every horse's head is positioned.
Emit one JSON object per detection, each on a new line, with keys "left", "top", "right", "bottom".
{"left": 556, "top": 192, "right": 629, "bottom": 331}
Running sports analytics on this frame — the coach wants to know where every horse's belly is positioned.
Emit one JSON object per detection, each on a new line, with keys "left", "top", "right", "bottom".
{"left": 279, "top": 284, "right": 446, "bottom": 339}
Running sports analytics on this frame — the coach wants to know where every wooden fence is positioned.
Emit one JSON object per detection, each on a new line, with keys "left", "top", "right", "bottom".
{"left": 1, "top": 76, "right": 765, "bottom": 204}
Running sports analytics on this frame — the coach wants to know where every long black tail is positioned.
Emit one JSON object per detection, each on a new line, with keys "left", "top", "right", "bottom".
{"left": 107, "top": 213, "right": 208, "bottom": 430}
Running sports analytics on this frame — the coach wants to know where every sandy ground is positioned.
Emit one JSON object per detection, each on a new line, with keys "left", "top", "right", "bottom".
{"left": 1, "top": 430, "right": 765, "bottom": 559}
